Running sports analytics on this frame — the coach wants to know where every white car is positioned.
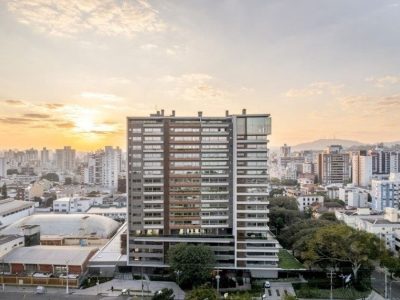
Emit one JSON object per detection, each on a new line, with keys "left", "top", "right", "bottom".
{"left": 264, "top": 281, "right": 271, "bottom": 288}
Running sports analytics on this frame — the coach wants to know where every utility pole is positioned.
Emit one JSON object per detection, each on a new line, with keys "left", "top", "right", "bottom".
{"left": 330, "top": 269, "right": 333, "bottom": 300}
{"left": 65, "top": 260, "right": 69, "bottom": 294}
{"left": 385, "top": 268, "right": 388, "bottom": 300}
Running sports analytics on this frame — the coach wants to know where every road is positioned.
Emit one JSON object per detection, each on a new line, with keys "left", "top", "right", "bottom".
{"left": 372, "top": 270, "right": 400, "bottom": 300}
{"left": 0, "top": 292, "right": 103, "bottom": 300}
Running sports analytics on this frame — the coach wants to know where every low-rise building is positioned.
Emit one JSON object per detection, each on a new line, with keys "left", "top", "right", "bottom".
{"left": 0, "top": 245, "right": 97, "bottom": 283}
{"left": 0, "top": 234, "right": 24, "bottom": 257}
{"left": 0, "top": 199, "right": 35, "bottom": 228}
{"left": 296, "top": 195, "right": 324, "bottom": 211}
{"left": 86, "top": 206, "right": 127, "bottom": 221}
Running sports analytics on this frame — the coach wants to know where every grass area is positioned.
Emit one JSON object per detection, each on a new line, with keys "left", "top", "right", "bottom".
{"left": 295, "top": 287, "right": 370, "bottom": 299}
{"left": 278, "top": 249, "right": 304, "bottom": 269}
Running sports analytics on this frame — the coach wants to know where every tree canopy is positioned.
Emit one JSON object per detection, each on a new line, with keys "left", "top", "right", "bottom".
{"left": 302, "top": 224, "right": 382, "bottom": 281}
{"left": 41, "top": 173, "right": 59, "bottom": 182}
{"left": 168, "top": 243, "right": 215, "bottom": 288}
{"left": 185, "top": 284, "right": 218, "bottom": 300}
{"left": 1, "top": 183, "right": 7, "bottom": 199}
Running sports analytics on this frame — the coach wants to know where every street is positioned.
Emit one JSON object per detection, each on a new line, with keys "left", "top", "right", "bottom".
{"left": 372, "top": 270, "right": 400, "bottom": 300}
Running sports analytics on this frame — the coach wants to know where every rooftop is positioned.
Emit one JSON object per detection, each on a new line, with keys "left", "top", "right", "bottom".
{"left": 0, "top": 246, "right": 98, "bottom": 266}
{"left": 86, "top": 206, "right": 127, "bottom": 214}
{"left": 0, "top": 234, "right": 22, "bottom": 245}
{"left": 0, "top": 199, "right": 34, "bottom": 216}
{"left": 0, "top": 214, "right": 120, "bottom": 238}
{"left": 362, "top": 218, "right": 400, "bottom": 225}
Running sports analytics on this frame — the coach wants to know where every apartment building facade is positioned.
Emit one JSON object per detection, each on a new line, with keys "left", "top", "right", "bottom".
{"left": 127, "top": 110, "right": 279, "bottom": 278}
{"left": 318, "top": 145, "right": 350, "bottom": 185}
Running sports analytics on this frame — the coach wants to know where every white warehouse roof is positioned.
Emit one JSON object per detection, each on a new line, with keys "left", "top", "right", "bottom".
{"left": 0, "top": 214, "right": 120, "bottom": 238}
{"left": 1, "top": 246, "right": 97, "bottom": 266}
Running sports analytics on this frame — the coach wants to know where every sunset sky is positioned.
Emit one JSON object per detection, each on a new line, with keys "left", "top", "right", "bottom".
{"left": 1, "top": 0, "right": 400, "bottom": 151}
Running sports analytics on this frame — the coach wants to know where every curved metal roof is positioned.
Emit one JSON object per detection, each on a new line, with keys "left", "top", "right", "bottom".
{"left": 0, "top": 214, "right": 120, "bottom": 238}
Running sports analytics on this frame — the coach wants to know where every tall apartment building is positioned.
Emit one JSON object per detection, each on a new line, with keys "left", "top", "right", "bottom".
{"left": 371, "top": 173, "right": 400, "bottom": 211}
{"left": 55, "top": 146, "right": 76, "bottom": 173}
{"left": 84, "top": 147, "right": 122, "bottom": 189}
{"left": 370, "top": 149, "right": 391, "bottom": 175}
{"left": 127, "top": 110, "right": 280, "bottom": 278}
{"left": 352, "top": 151, "right": 372, "bottom": 187}
{"left": 40, "top": 147, "right": 50, "bottom": 167}
{"left": 318, "top": 145, "right": 350, "bottom": 185}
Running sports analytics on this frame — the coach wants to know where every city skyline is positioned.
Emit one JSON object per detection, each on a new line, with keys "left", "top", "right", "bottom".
{"left": 1, "top": 0, "right": 400, "bottom": 150}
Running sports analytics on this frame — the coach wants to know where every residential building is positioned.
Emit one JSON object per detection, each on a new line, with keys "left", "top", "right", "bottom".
{"left": 55, "top": 146, "right": 76, "bottom": 173}
{"left": 84, "top": 147, "right": 122, "bottom": 189}
{"left": 127, "top": 110, "right": 280, "bottom": 278}
{"left": 318, "top": 145, "right": 350, "bottom": 185}
{"left": 296, "top": 195, "right": 324, "bottom": 211}
{"left": 347, "top": 190, "right": 369, "bottom": 208}
{"left": 371, "top": 173, "right": 400, "bottom": 211}
{"left": 370, "top": 149, "right": 391, "bottom": 175}
{"left": 0, "top": 157, "right": 7, "bottom": 178}
{"left": 352, "top": 151, "right": 372, "bottom": 187}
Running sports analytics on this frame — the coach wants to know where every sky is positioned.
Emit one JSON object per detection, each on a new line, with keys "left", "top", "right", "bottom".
{"left": 1, "top": 0, "right": 400, "bottom": 151}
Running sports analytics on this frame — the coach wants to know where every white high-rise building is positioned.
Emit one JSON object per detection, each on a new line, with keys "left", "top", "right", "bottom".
{"left": 102, "top": 146, "right": 121, "bottom": 189}
{"left": 352, "top": 151, "right": 372, "bottom": 187}
{"left": 0, "top": 157, "right": 7, "bottom": 178}
{"left": 84, "top": 147, "right": 121, "bottom": 189}
{"left": 371, "top": 173, "right": 400, "bottom": 211}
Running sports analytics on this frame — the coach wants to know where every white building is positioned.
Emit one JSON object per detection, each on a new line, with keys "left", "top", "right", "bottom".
{"left": 352, "top": 152, "right": 372, "bottom": 187}
{"left": 357, "top": 208, "right": 400, "bottom": 251}
{"left": 84, "top": 147, "right": 121, "bottom": 190}
{"left": 371, "top": 173, "right": 400, "bottom": 211}
{"left": 53, "top": 197, "right": 103, "bottom": 213}
{"left": 55, "top": 146, "right": 76, "bottom": 173}
{"left": 336, "top": 207, "right": 400, "bottom": 251}
{"left": 0, "top": 199, "right": 35, "bottom": 228}
{"left": 86, "top": 206, "right": 127, "bottom": 221}
{"left": 296, "top": 195, "right": 324, "bottom": 211}
{"left": 347, "top": 190, "right": 369, "bottom": 208}
{"left": 0, "top": 157, "right": 7, "bottom": 179}
{"left": 0, "top": 234, "right": 24, "bottom": 257}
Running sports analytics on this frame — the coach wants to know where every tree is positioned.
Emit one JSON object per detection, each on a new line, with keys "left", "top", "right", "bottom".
{"left": 381, "top": 252, "right": 400, "bottom": 277}
{"left": 64, "top": 177, "right": 72, "bottom": 185}
{"left": 1, "top": 183, "right": 7, "bottom": 199}
{"left": 41, "top": 173, "right": 59, "bottom": 182}
{"left": 303, "top": 224, "right": 382, "bottom": 282}
{"left": 319, "top": 212, "right": 337, "bottom": 222}
{"left": 168, "top": 243, "right": 215, "bottom": 288}
{"left": 152, "top": 288, "right": 174, "bottom": 300}
{"left": 185, "top": 284, "right": 218, "bottom": 300}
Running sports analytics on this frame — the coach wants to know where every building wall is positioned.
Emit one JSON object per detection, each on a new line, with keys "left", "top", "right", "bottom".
{"left": 127, "top": 112, "right": 279, "bottom": 277}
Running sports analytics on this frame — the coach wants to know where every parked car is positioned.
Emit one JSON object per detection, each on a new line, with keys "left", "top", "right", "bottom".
{"left": 264, "top": 281, "right": 271, "bottom": 288}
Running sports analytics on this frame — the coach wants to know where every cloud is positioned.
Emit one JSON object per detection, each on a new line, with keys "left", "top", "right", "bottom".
{"left": 141, "top": 43, "right": 158, "bottom": 50}
{"left": 285, "top": 82, "right": 344, "bottom": 98}
{"left": 0, "top": 117, "right": 35, "bottom": 124}
{"left": 7, "top": 0, "right": 166, "bottom": 38}
{"left": 366, "top": 75, "right": 400, "bottom": 88}
{"left": 23, "top": 113, "right": 51, "bottom": 119}
{"left": 3, "top": 99, "right": 26, "bottom": 106}
{"left": 56, "top": 122, "right": 75, "bottom": 128}
{"left": 161, "top": 73, "right": 231, "bottom": 103}
{"left": 43, "top": 103, "right": 64, "bottom": 109}
{"left": 80, "top": 92, "right": 123, "bottom": 102}
{"left": 341, "top": 94, "right": 400, "bottom": 113}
